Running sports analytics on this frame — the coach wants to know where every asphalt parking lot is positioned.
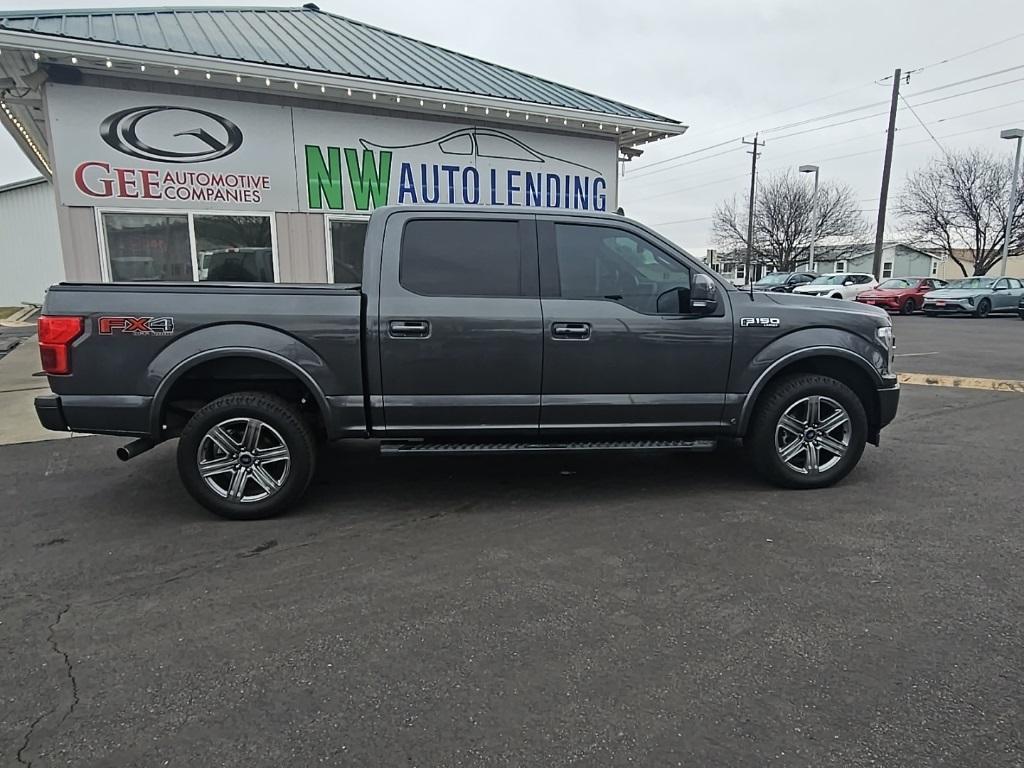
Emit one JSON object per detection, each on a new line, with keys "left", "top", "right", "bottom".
{"left": 2, "top": 315, "right": 1023, "bottom": 767}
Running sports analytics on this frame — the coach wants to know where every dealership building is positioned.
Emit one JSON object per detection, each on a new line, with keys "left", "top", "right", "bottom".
{"left": 0, "top": 5, "right": 684, "bottom": 288}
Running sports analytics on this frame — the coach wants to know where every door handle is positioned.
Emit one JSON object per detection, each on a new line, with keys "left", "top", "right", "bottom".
{"left": 389, "top": 320, "right": 430, "bottom": 338}
{"left": 551, "top": 322, "right": 591, "bottom": 340}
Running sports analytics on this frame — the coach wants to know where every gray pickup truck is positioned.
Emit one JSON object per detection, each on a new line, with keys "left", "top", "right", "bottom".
{"left": 35, "top": 206, "right": 899, "bottom": 519}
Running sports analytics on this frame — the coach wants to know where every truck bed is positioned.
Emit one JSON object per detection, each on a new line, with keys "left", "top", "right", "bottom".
{"left": 39, "top": 281, "right": 365, "bottom": 439}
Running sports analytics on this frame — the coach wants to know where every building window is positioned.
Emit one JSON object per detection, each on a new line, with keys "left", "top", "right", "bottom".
{"left": 835, "top": 260, "right": 847, "bottom": 273}
{"left": 102, "top": 213, "right": 192, "bottom": 282}
{"left": 734, "top": 263, "right": 746, "bottom": 280}
{"left": 195, "top": 215, "right": 274, "bottom": 282}
{"left": 882, "top": 261, "right": 893, "bottom": 279}
{"left": 101, "top": 211, "right": 276, "bottom": 283}
{"left": 931, "top": 259, "right": 939, "bottom": 276}
{"left": 328, "top": 218, "right": 369, "bottom": 284}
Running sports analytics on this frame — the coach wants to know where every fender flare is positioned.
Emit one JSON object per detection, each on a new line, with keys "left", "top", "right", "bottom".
{"left": 737, "top": 345, "right": 883, "bottom": 434}
{"left": 149, "top": 346, "right": 333, "bottom": 439}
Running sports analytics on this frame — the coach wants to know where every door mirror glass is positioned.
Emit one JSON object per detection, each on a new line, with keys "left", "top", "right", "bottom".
{"left": 688, "top": 274, "right": 719, "bottom": 314}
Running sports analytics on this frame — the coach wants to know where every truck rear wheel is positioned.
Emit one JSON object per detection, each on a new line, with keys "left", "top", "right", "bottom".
{"left": 746, "top": 374, "right": 867, "bottom": 489}
{"left": 177, "top": 392, "right": 316, "bottom": 520}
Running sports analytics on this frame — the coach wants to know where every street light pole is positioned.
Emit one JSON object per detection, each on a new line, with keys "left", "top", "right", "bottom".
{"left": 800, "top": 164, "right": 820, "bottom": 272}
{"left": 999, "top": 128, "right": 1024, "bottom": 277}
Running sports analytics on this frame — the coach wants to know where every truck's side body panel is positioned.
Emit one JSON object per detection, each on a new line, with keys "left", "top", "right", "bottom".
{"left": 535, "top": 216, "right": 734, "bottom": 434}
{"left": 41, "top": 283, "right": 363, "bottom": 438}
{"left": 373, "top": 211, "right": 543, "bottom": 436}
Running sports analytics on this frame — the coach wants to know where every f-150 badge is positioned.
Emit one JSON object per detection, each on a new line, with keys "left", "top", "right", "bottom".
{"left": 740, "top": 317, "right": 780, "bottom": 328}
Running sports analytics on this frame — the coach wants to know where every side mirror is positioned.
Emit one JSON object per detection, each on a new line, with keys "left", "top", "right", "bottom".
{"left": 843, "top": 278, "right": 855, "bottom": 286}
{"left": 993, "top": 284, "right": 1007, "bottom": 291}
{"left": 690, "top": 274, "right": 719, "bottom": 314}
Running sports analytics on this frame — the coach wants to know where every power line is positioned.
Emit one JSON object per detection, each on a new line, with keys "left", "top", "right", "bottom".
{"left": 624, "top": 118, "right": 1024, "bottom": 204}
{"left": 652, "top": 215, "right": 713, "bottom": 226}
{"left": 900, "top": 94, "right": 947, "bottom": 155}
{"left": 626, "top": 86, "right": 1024, "bottom": 195}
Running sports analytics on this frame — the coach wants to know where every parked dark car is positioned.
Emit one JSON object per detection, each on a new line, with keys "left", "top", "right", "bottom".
{"left": 1018, "top": 295, "right": 1024, "bottom": 319}
{"left": 922, "top": 277, "right": 1024, "bottom": 317}
{"left": 35, "top": 206, "right": 899, "bottom": 520}
{"left": 750, "top": 272, "right": 817, "bottom": 293}
{"left": 855, "top": 277, "right": 947, "bottom": 315}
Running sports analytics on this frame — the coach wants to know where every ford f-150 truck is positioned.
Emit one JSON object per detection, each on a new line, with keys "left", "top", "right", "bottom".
{"left": 34, "top": 206, "right": 899, "bottom": 519}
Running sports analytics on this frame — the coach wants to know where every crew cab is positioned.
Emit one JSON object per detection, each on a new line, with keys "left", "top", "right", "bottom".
{"left": 35, "top": 206, "right": 900, "bottom": 519}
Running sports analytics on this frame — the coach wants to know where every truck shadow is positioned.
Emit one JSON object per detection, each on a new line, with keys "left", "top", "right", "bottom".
{"left": 295, "top": 441, "right": 769, "bottom": 522}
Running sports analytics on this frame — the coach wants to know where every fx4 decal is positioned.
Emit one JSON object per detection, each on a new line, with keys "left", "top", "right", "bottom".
{"left": 740, "top": 317, "right": 780, "bottom": 328}
{"left": 98, "top": 316, "right": 175, "bottom": 336}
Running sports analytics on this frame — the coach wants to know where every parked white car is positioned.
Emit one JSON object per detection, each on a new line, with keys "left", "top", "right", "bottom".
{"left": 792, "top": 272, "right": 878, "bottom": 300}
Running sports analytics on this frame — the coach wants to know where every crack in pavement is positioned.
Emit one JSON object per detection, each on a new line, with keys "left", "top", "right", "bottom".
{"left": 15, "top": 605, "right": 79, "bottom": 767}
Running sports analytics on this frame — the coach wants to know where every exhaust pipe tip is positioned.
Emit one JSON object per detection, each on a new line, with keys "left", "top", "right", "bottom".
{"left": 117, "top": 438, "right": 155, "bottom": 462}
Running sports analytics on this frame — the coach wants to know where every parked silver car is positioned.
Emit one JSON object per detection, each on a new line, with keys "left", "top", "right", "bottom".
{"left": 922, "top": 277, "right": 1024, "bottom": 317}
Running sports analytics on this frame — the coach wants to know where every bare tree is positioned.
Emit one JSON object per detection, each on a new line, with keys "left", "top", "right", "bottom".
{"left": 897, "top": 149, "right": 1024, "bottom": 276}
{"left": 712, "top": 171, "right": 867, "bottom": 272}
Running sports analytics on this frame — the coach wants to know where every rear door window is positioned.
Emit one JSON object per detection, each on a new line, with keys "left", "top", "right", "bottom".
{"left": 400, "top": 219, "right": 523, "bottom": 297}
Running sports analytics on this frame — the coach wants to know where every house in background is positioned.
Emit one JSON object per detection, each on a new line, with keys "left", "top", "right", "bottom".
{"left": 921, "top": 248, "right": 1024, "bottom": 280}
{"left": 708, "top": 242, "right": 942, "bottom": 285}
{"left": 811, "top": 243, "right": 940, "bottom": 279}
{"left": 0, "top": 177, "right": 64, "bottom": 306}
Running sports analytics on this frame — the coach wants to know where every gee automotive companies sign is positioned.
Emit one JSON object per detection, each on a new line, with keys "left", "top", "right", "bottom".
{"left": 46, "top": 84, "right": 618, "bottom": 214}
{"left": 47, "top": 84, "right": 298, "bottom": 210}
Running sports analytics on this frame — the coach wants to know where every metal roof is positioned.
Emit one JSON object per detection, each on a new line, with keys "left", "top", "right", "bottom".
{"left": 0, "top": 5, "right": 680, "bottom": 126}
{"left": 0, "top": 176, "right": 47, "bottom": 195}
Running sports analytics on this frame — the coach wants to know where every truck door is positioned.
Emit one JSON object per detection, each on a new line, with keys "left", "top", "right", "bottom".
{"left": 537, "top": 219, "right": 732, "bottom": 434}
{"left": 375, "top": 212, "right": 542, "bottom": 435}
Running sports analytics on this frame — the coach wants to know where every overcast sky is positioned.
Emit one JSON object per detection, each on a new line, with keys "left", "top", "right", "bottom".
{"left": 4, "top": 0, "right": 1024, "bottom": 254}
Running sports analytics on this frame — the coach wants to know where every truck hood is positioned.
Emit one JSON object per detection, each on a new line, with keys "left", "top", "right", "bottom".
{"left": 733, "top": 289, "right": 890, "bottom": 321}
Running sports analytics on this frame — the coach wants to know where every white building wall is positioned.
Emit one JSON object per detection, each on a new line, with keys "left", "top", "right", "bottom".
{"left": 0, "top": 178, "right": 64, "bottom": 305}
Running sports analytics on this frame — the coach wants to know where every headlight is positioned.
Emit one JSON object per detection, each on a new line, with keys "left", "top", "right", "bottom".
{"left": 876, "top": 325, "right": 895, "bottom": 373}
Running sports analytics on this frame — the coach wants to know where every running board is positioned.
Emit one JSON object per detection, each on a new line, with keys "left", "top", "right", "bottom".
{"left": 380, "top": 438, "right": 717, "bottom": 456}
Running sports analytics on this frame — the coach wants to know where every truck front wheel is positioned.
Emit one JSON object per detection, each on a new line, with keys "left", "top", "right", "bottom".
{"left": 746, "top": 374, "right": 867, "bottom": 489}
{"left": 177, "top": 392, "right": 317, "bottom": 520}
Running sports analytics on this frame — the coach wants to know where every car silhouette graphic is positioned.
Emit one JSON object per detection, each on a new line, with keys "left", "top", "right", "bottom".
{"left": 358, "top": 127, "right": 602, "bottom": 175}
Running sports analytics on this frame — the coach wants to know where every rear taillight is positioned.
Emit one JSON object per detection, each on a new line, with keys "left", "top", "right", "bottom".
{"left": 38, "top": 315, "right": 84, "bottom": 375}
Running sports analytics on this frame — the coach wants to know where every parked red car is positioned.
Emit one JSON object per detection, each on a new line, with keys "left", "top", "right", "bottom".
{"left": 855, "top": 277, "right": 947, "bottom": 314}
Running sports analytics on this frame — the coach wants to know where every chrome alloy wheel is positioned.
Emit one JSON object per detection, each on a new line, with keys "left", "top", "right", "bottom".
{"left": 774, "top": 395, "right": 851, "bottom": 475}
{"left": 197, "top": 417, "right": 291, "bottom": 502}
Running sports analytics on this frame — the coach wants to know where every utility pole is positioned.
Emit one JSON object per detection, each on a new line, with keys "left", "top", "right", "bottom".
{"left": 742, "top": 133, "right": 764, "bottom": 287}
{"left": 872, "top": 68, "right": 901, "bottom": 280}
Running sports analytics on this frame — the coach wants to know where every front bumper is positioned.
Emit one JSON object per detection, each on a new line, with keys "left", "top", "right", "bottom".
{"left": 923, "top": 300, "right": 972, "bottom": 313}
{"left": 857, "top": 297, "right": 902, "bottom": 311}
{"left": 878, "top": 381, "right": 900, "bottom": 430}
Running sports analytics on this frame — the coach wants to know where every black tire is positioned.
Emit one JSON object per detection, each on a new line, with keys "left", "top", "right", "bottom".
{"left": 177, "top": 392, "right": 316, "bottom": 520}
{"left": 900, "top": 297, "right": 916, "bottom": 315}
{"left": 831, "top": 293, "right": 844, "bottom": 300}
{"left": 746, "top": 374, "right": 868, "bottom": 489}
{"left": 975, "top": 298, "right": 991, "bottom": 318}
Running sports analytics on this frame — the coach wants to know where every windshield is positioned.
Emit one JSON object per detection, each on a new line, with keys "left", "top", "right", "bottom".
{"left": 946, "top": 278, "right": 994, "bottom": 289}
{"left": 808, "top": 274, "right": 847, "bottom": 285}
{"left": 877, "top": 279, "right": 914, "bottom": 289}
{"left": 755, "top": 273, "right": 790, "bottom": 286}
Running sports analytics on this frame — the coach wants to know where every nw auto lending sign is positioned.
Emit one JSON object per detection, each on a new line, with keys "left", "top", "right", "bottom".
{"left": 46, "top": 84, "right": 618, "bottom": 214}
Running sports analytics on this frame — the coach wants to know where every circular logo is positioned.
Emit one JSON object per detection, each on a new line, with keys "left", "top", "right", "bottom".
{"left": 99, "top": 106, "right": 243, "bottom": 163}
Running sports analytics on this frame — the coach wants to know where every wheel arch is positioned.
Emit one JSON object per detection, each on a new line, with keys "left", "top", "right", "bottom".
{"left": 738, "top": 348, "right": 883, "bottom": 444}
{"left": 151, "top": 347, "right": 333, "bottom": 441}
